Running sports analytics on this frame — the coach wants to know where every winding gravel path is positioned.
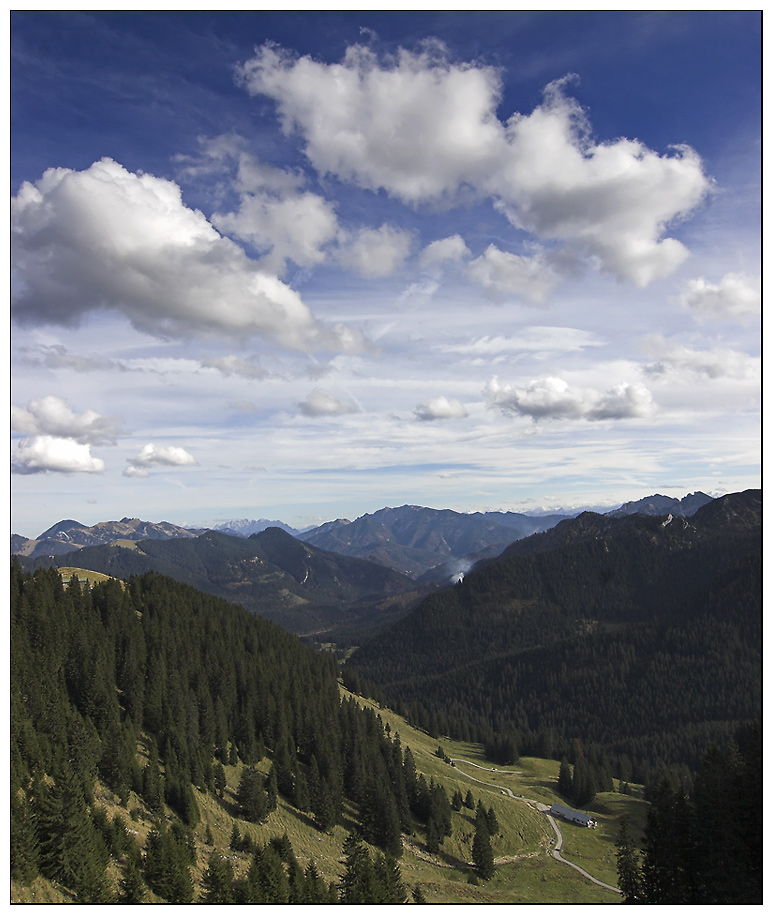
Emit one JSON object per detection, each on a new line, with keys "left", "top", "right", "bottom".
{"left": 448, "top": 758, "right": 622, "bottom": 895}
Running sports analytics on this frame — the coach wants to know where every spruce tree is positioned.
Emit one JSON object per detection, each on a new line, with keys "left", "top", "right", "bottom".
{"left": 10, "top": 790, "right": 39, "bottom": 885}
{"left": 472, "top": 818, "right": 495, "bottom": 881}
{"left": 265, "top": 765, "right": 279, "bottom": 812}
{"left": 615, "top": 815, "right": 642, "bottom": 903}
{"left": 339, "top": 833, "right": 378, "bottom": 903}
{"left": 33, "top": 761, "right": 111, "bottom": 902}
{"left": 641, "top": 778, "right": 694, "bottom": 903}
{"left": 237, "top": 767, "right": 268, "bottom": 823}
{"left": 303, "top": 859, "right": 331, "bottom": 903}
{"left": 374, "top": 852, "right": 408, "bottom": 903}
{"left": 425, "top": 818, "right": 440, "bottom": 854}
{"left": 412, "top": 884, "right": 428, "bottom": 903}
{"left": 214, "top": 762, "right": 227, "bottom": 797}
{"left": 558, "top": 758, "right": 573, "bottom": 799}
{"left": 247, "top": 843, "right": 290, "bottom": 904}
{"left": 117, "top": 857, "right": 146, "bottom": 904}
{"left": 200, "top": 852, "right": 235, "bottom": 904}
{"left": 143, "top": 825, "right": 194, "bottom": 904}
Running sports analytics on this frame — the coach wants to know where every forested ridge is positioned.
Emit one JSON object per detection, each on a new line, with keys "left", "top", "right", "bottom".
{"left": 19, "top": 526, "right": 420, "bottom": 637}
{"left": 10, "top": 562, "right": 454, "bottom": 902}
{"left": 346, "top": 491, "right": 761, "bottom": 782}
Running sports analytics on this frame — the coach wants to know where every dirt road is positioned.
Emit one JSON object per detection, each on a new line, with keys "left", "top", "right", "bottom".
{"left": 449, "top": 758, "right": 622, "bottom": 895}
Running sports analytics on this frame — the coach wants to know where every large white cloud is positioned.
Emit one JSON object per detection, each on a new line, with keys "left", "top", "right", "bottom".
{"left": 12, "top": 158, "right": 364, "bottom": 353}
{"left": 492, "top": 78, "right": 709, "bottom": 286}
{"left": 11, "top": 395, "right": 118, "bottom": 444}
{"left": 238, "top": 41, "right": 504, "bottom": 205}
{"left": 12, "top": 435, "right": 106, "bottom": 475}
{"left": 238, "top": 43, "right": 711, "bottom": 287}
{"left": 678, "top": 272, "right": 760, "bottom": 322}
{"left": 485, "top": 375, "right": 653, "bottom": 422}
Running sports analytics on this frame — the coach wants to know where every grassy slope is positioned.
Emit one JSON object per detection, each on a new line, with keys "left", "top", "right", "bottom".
{"left": 56, "top": 567, "right": 116, "bottom": 585}
{"left": 10, "top": 687, "right": 649, "bottom": 904}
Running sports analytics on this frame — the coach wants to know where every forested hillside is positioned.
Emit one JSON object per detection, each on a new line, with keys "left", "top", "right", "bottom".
{"left": 10, "top": 562, "right": 453, "bottom": 901}
{"left": 346, "top": 491, "right": 761, "bottom": 782}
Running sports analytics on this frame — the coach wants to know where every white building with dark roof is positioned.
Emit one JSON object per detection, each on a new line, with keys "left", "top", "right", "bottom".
{"left": 549, "top": 804, "right": 597, "bottom": 828}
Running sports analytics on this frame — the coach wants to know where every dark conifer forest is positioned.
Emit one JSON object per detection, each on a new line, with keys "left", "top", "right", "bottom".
{"left": 345, "top": 491, "right": 761, "bottom": 786}
{"left": 10, "top": 562, "right": 449, "bottom": 902}
{"left": 616, "top": 720, "right": 762, "bottom": 904}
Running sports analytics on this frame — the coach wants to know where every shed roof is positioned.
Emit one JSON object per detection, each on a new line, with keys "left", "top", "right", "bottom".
{"left": 549, "top": 803, "right": 594, "bottom": 823}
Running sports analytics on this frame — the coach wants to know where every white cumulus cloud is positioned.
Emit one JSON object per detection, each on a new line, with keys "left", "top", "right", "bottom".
{"left": 238, "top": 40, "right": 504, "bottom": 205}
{"left": 11, "top": 395, "right": 118, "bottom": 444}
{"left": 467, "top": 245, "right": 556, "bottom": 304}
{"left": 12, "top": 158, "right": 365, "bottom": 353}
{"left": 414, "top": 396, "right": 469, "bottom": 421}
{"left": 586, "top": 382, "right": 654, "bottom": 421}
{"left": 298, "top": 388, "right": 360, "bottom": 417}
{"left": 419, "top": 234, "right": 471, "bottom": 270}
{"left": 238, "top": 43, "right": 711, "bottom": 287}
{"left": 213, "top": 178, "right": 339, "bottom": 278}
{"left": 124, "top": 443, "right": 197, "bottom": 478}
{"left": 336, "top": 224, "right": 413, "bottom": 278}
{"left": 678, "top": 272, "right": 760, "bottom": 322}
{"left": 492, "top": 78, "right": 709, "bottom": 287}
{"left": 12, "top": 435, "right": 106, "bottom": 475}
{"left": 485, "top": 375, "right": 653, "bottom": 422}
{"left": 642, "top": 335, "right": 759, "bottom": 380}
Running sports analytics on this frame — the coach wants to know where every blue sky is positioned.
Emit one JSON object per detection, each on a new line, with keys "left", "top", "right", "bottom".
{"left": 11, "top": 11, "right": 761, "bottom": 537}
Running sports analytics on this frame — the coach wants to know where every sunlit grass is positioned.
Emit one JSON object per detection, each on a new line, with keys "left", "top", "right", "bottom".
{"left": 13, "top": 688, "right": 644, "bottom": 903}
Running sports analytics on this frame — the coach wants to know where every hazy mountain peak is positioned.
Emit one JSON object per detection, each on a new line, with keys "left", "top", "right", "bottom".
{"left": 608, "top": 491, "right": 713, "bottom": 518}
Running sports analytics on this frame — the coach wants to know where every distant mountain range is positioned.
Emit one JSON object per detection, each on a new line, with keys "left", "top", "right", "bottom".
{"left": 298, "top": 505, "right": 571, "bottom": 579}
{"left": 211, "top": 518, "right": 303, "bottom": 537}
{"left": 15, "top": 527, "right": 425, "bottom": 637}
{"left": 11, "top": 491, "right": 720, "bottom": 637}
{"left": 11, "top": 517, "right": 204, "bottom": 559}
{"left": 607, "top": 491, "right": 713, "bottom": 518}
{"left": 12, "top": 492, "right": 714, "bottom": 569}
